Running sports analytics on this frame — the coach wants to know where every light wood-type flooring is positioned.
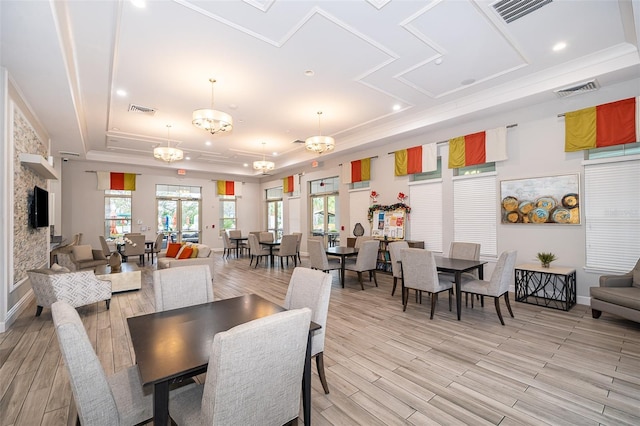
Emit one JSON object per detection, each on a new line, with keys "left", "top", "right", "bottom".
{"left": 2, "top": 254, "right": 640, "bottom": 425}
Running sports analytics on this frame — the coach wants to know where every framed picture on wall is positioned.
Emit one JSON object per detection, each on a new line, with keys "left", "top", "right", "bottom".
{"left": 500, "top": 173, "right": 580, "bottom": 224}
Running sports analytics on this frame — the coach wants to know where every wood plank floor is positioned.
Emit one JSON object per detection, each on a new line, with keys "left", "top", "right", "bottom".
{"left": 2, "top": 254, "right": 640, "bottom": 425}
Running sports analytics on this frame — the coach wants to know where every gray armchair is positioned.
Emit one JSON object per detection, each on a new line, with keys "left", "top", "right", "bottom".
{"left": 591, "top": 259, "right": 640, "bottom": 322}
{"left": 57, "top": 245, "right": 108, "bottom": 271}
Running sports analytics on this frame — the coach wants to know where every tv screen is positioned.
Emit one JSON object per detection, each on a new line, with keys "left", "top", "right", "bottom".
{"left": 30, "top": 185, "right": 49, "bottom": 228}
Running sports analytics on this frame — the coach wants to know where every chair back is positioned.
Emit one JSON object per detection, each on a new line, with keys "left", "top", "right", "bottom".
{"left": 278, "top": 235, "right": 297, "bottom": 256}
{"left": 354, "top": 236, "right": 373, "bottom": 249}
{"left": 487, "top": 250, "right": 518, "bottom": 295}
{"left": 284, "top": 268, "right": 332, "bottom": 355}
{"left": 99, "top": 236, "right": 112, "bottom": 257}
{"left": 222, "top": 232, "right": 236, "bottom": 249}
{"left": 308, "top": 238, "right": 330, "bottom": 270}
{"left": 401, "top": 248, "right": 448, "bottom": 293}
{"left": 248, "top": 233, "right": 262, "bottom": 253}
{"left": 388, "top": 241, "right": 409, "bottom": 279}
{"left": 71, "top": 233, "right": 83, "bottom": 246}
{"left": 293, "top": 232, "right": 303, "bottom": 253}
{"left": 449, "top": 242, "right": 481, "bottom": 278}
{"left": 153, "top": 233, "right": 164, "bottom": 251}
{"left": 228, "top": 230, "right": 242, "bottom": 239}
{"left": 354, "top": 240, "right": 379, "bottom": 270}
{"left": 200, "top": 308, "right": 312, "bottom": 425}
{"left": 51, "top": 301, "right": 119, "bottom": 425}
{"left": 259, "top": 231, "right": 274, "bottom": 243}
{"left": 122, "top": 235, "right": 145, "bottom": 256}
{"left": 153, "top": 265, "right": 213, "bottom": 311}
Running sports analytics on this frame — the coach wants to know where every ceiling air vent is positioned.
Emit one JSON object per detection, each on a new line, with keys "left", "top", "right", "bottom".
{"left": 554, "top": 79, "right": 600, "bottom": 98}
{"left": 128, "top": 104, "right": 157, "bottom": 115}
{"left": 493, "top": 0, "right": 552, "bottom": 23}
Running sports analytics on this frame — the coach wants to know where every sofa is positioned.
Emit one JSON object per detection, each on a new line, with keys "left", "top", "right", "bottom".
{"left": 57, "top": 245, "right": 108, "bottom": 271}
{"left": 590, "top": 259, "right": 640, "bottom": 323}
{"left": 27, "top": 268, "right": 112, "bottom": 316}
{"left": 157, "top": 243, "right": 214, "bottom": 276}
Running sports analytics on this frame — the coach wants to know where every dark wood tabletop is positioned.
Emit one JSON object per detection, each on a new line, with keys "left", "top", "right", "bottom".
{"left": 127, "top": 294, "right": 320, "bottom": 426}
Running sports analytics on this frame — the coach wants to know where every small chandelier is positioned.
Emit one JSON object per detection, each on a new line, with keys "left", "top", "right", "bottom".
{"left": 192, "top": 78, "right": 233, "bottom": 135}
{"left": 154, "top": 124, "right": 183, "bottom": 163}
{"left": 253, "top": 141, "right": 275, "bottom": 173}
{"left": 305, "top": 111, "right": 335, "bottom": 154}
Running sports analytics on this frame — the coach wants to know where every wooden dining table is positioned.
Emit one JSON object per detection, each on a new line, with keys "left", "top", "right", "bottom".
{"left": 127, "top": 294, "right": 320, "bottom": 426}
{"left": 229, "top": 236, "right": 248, "bottom": 257}
{"left": 260, "top": 240, "right": 281, "bottom": 266}
{"left": 326, "top": 246, "right": 358, "bottom": 288}
{"left": 400, "top": 256, "right": 486, "bottom": 320}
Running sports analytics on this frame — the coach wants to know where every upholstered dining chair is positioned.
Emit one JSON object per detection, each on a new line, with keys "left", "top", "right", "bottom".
{"left": 293, "top": 232, "right": 303, "bottom": 262}
{"left": 51, "top": 300, "right": 154, "bottom": 425}
{"left": 153, "top": 265, "right": 213, "bottom": 312}
{"left": 401, "top": 248, "right": 453, "bottom": 319}
{"left": 168, "top": 308, "right": 312, "bottom": 425}
{"left": 222, "top": 232, "right": 237, "bottom": 258}
{"left": 308, "top": 238, "right": 342, "bottom": 280}
{"left": 388, "top": 241, "right": 409, "bottom": 296}
{"left": 247, "top": 233, "right": 271, "bottom": 267}
{"left": 259, "top": 231, "right": 274, "bottom": 243}
{"left": 441, "top": 242, "right": 481, "bottom": 281}
{"left": 344, "top": 239, "right": 379, "bottom": 290}
{"left": 99, "top": 235, "right": 114, "bottom": 259}
{"left": 228, "top": 229, "right": 248, "bottom": 255}
{"left": 354, "top": 235, "right": 373, "bottom": 249}
{"left": 460, "top": 250, "right": 518, "bottom": 325}
{"left": 284, "top": 267, "right": 333, "bottom": 394}
{"left": 145, "top": 233, "right": 164, "bottom": 263}
{"left": 121, "top": 234, "right": 146, "bottom": 265}
{"left": 275, "top": 234, "right": 298, "bottom": 267}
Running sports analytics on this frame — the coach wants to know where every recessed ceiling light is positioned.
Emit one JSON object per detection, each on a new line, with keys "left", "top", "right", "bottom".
{"left": 393, "top": 104, "right": 401, "bottom": 111}
{"left": 434, "top": 58, "right": 443, "bottom": 65}
{"left": 553, "top": 41, "right": 567, "bottom": 52}
{"left": 272, "top": 152, "right": 278, "bottom": 156}
{"left": 130, "top": 0, "right": 146, "bottom": 8}
{"left": 116, "top": 89, "right": 127, "bottom": 97}
{"left": 205, "top": 141, "right": 212, "bottom": 146}
{"left": 243, "top": 163, "right": 249, "bottom": 167}
{"left": 185, "top": 156, "right": 191, "bottom": 160}
{"left": 461, "top": 78, "right": 476, "bottom": 86}
{"left": 304, "top": 70, "right": 315, "bottom": 77}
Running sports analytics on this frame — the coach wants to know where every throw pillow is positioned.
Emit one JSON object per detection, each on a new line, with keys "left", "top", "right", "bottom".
{"left": 72, "top": 245, "right": 93, "bottom": 262}
{"left": 190, "top": 246, "right": 199, "bottom": 258}
{"left": 50, "top": 263, "right": 71, "bottom": 273}
{"left": 196, "top": 244, "right": 211, "bottom": 258}
{"left": 166, "top": 242, "right": 181, "bottom": 258}
{"left": 177, "top": 246, "right": 193, "bottom": 259}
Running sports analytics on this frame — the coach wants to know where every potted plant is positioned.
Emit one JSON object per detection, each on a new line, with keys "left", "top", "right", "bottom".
{"left": 536, "top": 252, "right": 557, "bottom": 268}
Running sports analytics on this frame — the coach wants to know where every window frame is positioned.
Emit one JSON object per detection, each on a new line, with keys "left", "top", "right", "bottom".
{"left": 104, "top": 190, "right": 132, "bottom": 238}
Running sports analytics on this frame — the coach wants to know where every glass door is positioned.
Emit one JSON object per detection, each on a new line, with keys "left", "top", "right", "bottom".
{"left": 157, "top": 199, "right": 201, "bottom": 245}
{"left": 267, "top": 199, "right": 283, "bottom": 240}
{"left": 310, "top": 194, "right": 339, "bottom": 246}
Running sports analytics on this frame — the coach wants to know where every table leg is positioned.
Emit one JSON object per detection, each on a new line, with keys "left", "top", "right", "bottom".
{"left": 455, "top": 271, "right": 462, "bottom": 320}
{"left": 303, "top": 331, "right": 312, "bottom": 426}
{"left": 153, "top": 381, "right": 170, "bottom": 426}
{"left": 340, "top": 256, "right": 346, "bottom": 288}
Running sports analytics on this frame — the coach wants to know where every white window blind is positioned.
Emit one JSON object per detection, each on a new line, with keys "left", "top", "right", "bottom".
{"left": 349, "top": 190, "right": 370, "bottom": 236}
{"left": 584, "top": 158, "right": 640, "bottom": 272}
{"left": 409, "top": 182, "right": 442, "bottom": 252}
{"left": 453, "top": 174, "right": 497, "bottom": 256}
{"left": 288, "top": 197, "right": 300, "bottom": 233}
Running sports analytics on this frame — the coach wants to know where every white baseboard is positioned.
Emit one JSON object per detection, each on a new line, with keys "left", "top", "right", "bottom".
{"left": 0, "top": 289, "right": 34, "bottom": 332}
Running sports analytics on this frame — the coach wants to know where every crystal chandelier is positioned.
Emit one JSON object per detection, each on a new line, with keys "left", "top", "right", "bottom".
{"left": 192, "top": 78, "right": 233, "bottom": 135}
{"left": 305, "top": 111, "right": 335, "bottom": 154}
{"left": 154, "top": 125, "right": 183, "bottom": 163}
{"left": 253, "top": 141, "right": 275, "bottom": 173}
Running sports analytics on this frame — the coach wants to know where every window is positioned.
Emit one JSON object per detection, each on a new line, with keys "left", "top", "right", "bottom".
{"left": 310, "top": 177, "right": 339, "bottom": 244}
{"left": 587, "top": 142, "right": 640, "bottom": 159}
{"left": 584, "top": 157, "right": 640, "bottom": 272}
{"left": 351, "top": 180, "right": 370, "bottom": 190}
{"left": 409, "top": 181, "right": 443, "bottom": 252}
{"left": 266, "top": 187, "right": 283, "bottom": 240}
{"left": 220, "top": 196, "right": 237, "bottom": 232}
{"left": 454, "top": 162, "right": 496, "bottom": 176}
{"left": 453, "top": 174, "right": 497, "bottom": 257}
{"left": 412, "top": 158, "right": 442, "bottom": 181}
{"left": 104, "top": 190, "right": 132, "bottom": 238}
{"left": 156, "top": 185, "right": 202, "bottom": 243}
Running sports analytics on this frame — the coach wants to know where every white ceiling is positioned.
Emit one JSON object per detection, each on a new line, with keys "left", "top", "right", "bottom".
{"left": 2, "top": 0, "right": 639, "bottom": 177}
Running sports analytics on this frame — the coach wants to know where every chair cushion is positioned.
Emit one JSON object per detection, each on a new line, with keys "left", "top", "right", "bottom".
{"left": 166, "top": 243, "right": 181, "bottom": 257}
{"left": 72, "top": 245, "right": 93, "bottom": 262}
{"left": 590, "top": 287, "right": 640, "bottom": 310}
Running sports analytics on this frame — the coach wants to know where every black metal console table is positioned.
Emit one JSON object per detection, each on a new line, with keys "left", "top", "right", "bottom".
{"left": 515, "top": 263, "right": 576, "bottom": 311}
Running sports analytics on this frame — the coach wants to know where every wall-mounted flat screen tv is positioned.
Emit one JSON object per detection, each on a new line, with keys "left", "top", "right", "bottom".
{"left": 30, "top": 185, "right": 49, "bottom": 228}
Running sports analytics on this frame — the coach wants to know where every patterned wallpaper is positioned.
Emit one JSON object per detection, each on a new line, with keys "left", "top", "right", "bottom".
{"left": 13, "top": 106, "right": 48, "bottom": 286}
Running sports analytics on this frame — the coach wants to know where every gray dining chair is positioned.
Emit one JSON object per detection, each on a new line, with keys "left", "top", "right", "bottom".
{"left": 292, "top": 232, "right": 303, "bottom": 262}
{"left": 51, "top": 300, "right": 154, "bottom": 425}
{"left": 460, "top": 250, "right": 518, "bottom": 325}
{"left": 121, "top": 234, "right": 146, "bottom": 265}
{"left": 153, "top": 265, "right": 213, "bottom": 311}
{"left": 168, "top": 308, "right": 312, "bottom": 425}
{"left": 308, "top": 238, "right": 342, "bottom": 280}
{"left": 344, "top": 239, "right": 379, "bottom": 290}
{"left": 99, "top": 235, "right": 114, "bottom": 259}
{"left": 222, "top": 231, "right": 237, "bottom": 258}
{"left": 259, "top": 231, "right": 274, "bottom": 243}
{"left": 145, "top": 233, "right": 164, "bottom": 263}
{"left": 440, "top": 242, "right": 481, "bottom": 282}
{"left": 401, "top": 248, "right": 453, "bottom": 319}
{"left": 388, "top": 241, "right": 409, "bottom": 296}
{"left": 275, "top": 234, "right": 298, "bottom": 267}
{"left": 284, "top": 267, "right": 332, "bottom": 394}
{"left": 248, "top": 233, "right": 271, "bottom": 267}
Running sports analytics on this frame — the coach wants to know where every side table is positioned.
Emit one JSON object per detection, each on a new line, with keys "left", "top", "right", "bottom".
{"left": 515, "top": 263, "right": 576, "bottom": 311}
